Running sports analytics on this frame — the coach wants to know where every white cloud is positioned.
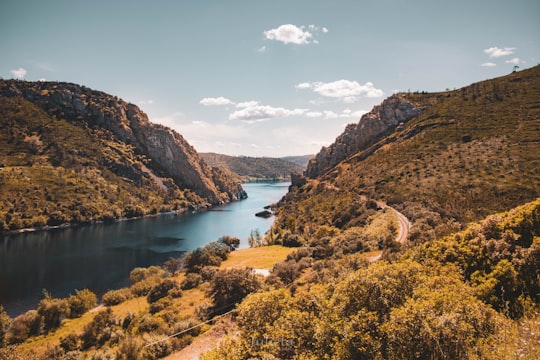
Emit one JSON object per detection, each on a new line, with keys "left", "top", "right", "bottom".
{"left": 139, "top": 99, "right": 155, "bottom": 105}
{"left": 323, "top": 111, "right": 339, "bottom": 119}
{"left": 38, "top": 78, "right": 47, "bottom": 82}
{"left": 236, "top": 101, "right": 259, "bottom": 108}
{"left": 306, "top": 111, "right": 323, "bottom": 118}
{"left": 264, "top": 24, "right": 312, "bottom": 45}
{"left": 484, "top": 47, "right": 515, "bottom": 58}
{"left": 10, "top": 67, "right": 27, "bottom": 79}
{"left": 322, "top": 27, "right": 329, "bottom": 33}
{"left": 199, "top": 97, "right": 234, "bottom": 106}
{"left": 481, "top": 62, "right": 497, "bottom": 67}
{"left": 340, "top": 109, "right": 367, "bottom": 118}
{"left": 297, "top": 80, "right": 384, "bottom": 102}
{"left": 505, "top": 57, "right": 520, "bottom": 65}
{"left": 295, "top": 82, "right": 312, "bottom": 89}
{"left": 257, "top": 45, "right": 267, "bottom": 53}
{"left": 229, "top": 105, "right": 307, "bottom": 122}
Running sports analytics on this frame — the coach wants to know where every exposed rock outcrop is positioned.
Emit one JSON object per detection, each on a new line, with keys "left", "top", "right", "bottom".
{"left": 0, "top": 80, "right": 245, "bottom": 205}
{"left": 305, "top": 94, "right": 422, "bottom": 178}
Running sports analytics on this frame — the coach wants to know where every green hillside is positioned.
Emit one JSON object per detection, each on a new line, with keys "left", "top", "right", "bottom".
{"left": 201, "top": 153, "right": 305, "bottom": 182}
{"left": 0, "top": 96, "right": 202, "bottom": 231}
{"left": 272, "top": 65, "right": 540, "bottom": 245}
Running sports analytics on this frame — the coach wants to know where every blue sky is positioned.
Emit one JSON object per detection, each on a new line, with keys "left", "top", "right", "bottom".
{"left": 1, "top": 0, "right": 539, "bottom": 157}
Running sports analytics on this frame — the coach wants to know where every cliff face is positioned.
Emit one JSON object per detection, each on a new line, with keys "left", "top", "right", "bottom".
{"left": 0, "top": 80, "right": 245, "bottom": 205}
{"left": 305, "top": 94, "right": 422, "bottom": 178}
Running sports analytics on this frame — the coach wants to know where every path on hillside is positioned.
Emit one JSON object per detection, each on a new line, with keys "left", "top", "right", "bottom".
{"left": 367, "top": 201, "right": 410, "bottom": 262}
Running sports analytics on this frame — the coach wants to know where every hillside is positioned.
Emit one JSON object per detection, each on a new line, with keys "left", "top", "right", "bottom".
{"left": 280, "top": 154, "right": 313, "bottom": 167}
{"left": 271, "top": 65, "right": 540, "bottom": 246}
{"left": 0, "top": 80, "right": 245, "bottom": 231}
{"left": 201, "top": 153, "right": 305, "bottom": 182}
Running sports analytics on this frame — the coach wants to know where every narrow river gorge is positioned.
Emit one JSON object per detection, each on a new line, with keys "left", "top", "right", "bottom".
{"left": 0, "top": 182, "right": 290, "bottom": 316}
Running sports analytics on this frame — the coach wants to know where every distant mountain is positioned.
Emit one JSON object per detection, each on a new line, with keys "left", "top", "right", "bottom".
{"left": 280, "top": 154, "right": 313, "bottom": 167}
{"left": 0, "top": 80, "right": 245, "bottom": 232}
{"left": 273, "top": 65, "right": 540, "bottom": 244}
{"left": 201, "top": 153, "right": 305, "bottom": 182}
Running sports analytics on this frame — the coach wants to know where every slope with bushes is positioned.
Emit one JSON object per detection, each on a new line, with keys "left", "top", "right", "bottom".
{"left": 201, "top": 153, "right": 305, "bottom": 182}
{"left": 0, "top": 80, "right": 245, "bottom": 231}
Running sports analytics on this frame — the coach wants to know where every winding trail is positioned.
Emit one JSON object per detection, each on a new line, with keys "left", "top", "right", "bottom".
{"left": 367, "top": 201, "right": 411, "bottom": 262}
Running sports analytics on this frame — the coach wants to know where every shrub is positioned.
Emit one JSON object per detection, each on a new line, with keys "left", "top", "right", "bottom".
{"left": 181, "top": 273, "right": 202, "bottom": 290}
{"left": 163, "top": 257, "right": 183, "bottom": 276}
{"left": 147, "top": 279, "right": 180, "bottom": 304}
{"left": 208, "top": 268, "right": 261, "bottom": 313}
{"left": 81, "top": 308, "right": 114, "bottom": 350}
{"left": 60, "top": 332, "right": 80, "bottom": 352}
{"left": 6, "top": 310, "right": 41, "bottom": 344}
{"left": 0, "top": 305, "right": 11, "bottom": 346}
{"left": 37, "top": 292, "right": 70, "bottom": 332}
{"left": 102, "top": 288, "right": 132, "bottom": 306}
{"left": 67, "top": 289, "right": 97, "bottom": 318}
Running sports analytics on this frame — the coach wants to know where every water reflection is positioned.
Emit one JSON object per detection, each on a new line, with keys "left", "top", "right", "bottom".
{"left": 0, "top": 182, "right": 289, "bottom": 316}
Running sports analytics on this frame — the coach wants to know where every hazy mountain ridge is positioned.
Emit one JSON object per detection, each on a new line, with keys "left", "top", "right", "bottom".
{"left": 0, "top": 80, "right": 245, "bottom": 231}
{"left": 201, "top": 152, "right": 305, "bottom": 182}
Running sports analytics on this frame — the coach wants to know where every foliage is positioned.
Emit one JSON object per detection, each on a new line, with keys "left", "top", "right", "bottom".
{"left": 81, "top": 308, "right": 114, "bottom": 350}
{"left": 37, "top": 291, "right": 70, "bottom": 332}
{"left": 248, "top": 228, "right": 264, "bottom": 247}
{"left": 183, "top": 239, "right": 236, "bottom": 273}
{"left": 201, "top": 152, "right": 305, "bottom": 182}
{"left": 102, "top": 288, "right": 133, "bottom": 306}
{"left": 67, "top": 289, "right": 97, "bottom": 318}
{"left": 208, "top": 268, "right": 261, "bottom": 313}
{"left": 146, "top": 279, "right": 181, "bottom": 304}
{"left": 180, "top": 272, "right": 203, "bottom": 290}
{"left": 414, "top": 198, "right": 540, "bottom": 317}
{"left": 0, "top": 306, "right": 10, "bottom": 347}
{"left": 0, "top": 89, "right": 207, "bottom": 231}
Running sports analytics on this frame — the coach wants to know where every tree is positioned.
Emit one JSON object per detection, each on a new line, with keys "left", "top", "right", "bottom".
{"left": 37, "top": 291, "right": 70, "bottom": 332}
{"left": 67, "top": 289, "right": 97, "bottom": 318}
{"left": 208, "top": 268, "right": 261, "bottom": 313}
{"left": 163, "top": 257, "right": 183, "bottom": 276}
{"left": 248, "top": 228, "right": 264, "bottom": 247}
{"left": 0, "top": 306, "right": 12, "bottom": 346}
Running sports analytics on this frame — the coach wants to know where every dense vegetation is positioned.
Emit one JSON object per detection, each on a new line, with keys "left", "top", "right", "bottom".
{"left": 1, "top": 67, "right": 539, "bottom": 359}
{"left": 201, "top": 152, "right": 305, "bottom": 182}
{"left": 205, "top": 198, "right": 540, "bottom": 359}
{"left": 0, "top": 96, "right": 205, "bottom": 232}
{"left": 271, "top": 65, "right": 540, "bottom": 248}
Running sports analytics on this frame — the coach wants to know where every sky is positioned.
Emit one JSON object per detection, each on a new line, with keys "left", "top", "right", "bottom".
{"left": 1, "top": 0, "right": 539, "bottom": 157}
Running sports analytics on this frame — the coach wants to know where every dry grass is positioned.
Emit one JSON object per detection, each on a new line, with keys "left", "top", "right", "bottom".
{"left": 220, "top": 245, "right": 296, "bottom": 270}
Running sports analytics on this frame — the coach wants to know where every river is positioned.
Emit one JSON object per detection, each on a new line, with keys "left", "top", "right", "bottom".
{"left": 0, "top": 181, "right": 290, "bottom": 317}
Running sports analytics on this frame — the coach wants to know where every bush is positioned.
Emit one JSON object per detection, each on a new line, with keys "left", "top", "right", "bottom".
{"left": 60, "top": 332, "right": 80, "bottom": 352}
{"left": 208, "top": 268, "right": 261, "bottom": 313}
{"left": 102, "top": 288, "right": 132, "bottom": 306}
{"left": 163, "top": 257, "right": 183, "bottom": 276}
{"left": 6, "top": 310, "right": 41, "bottom": 344}
{"left": 67, "top": 289, "right": 97, "bottom": 318}
{"left": 0, "top": 305, "right": 11, "bottom": 346}
{"left": 37, "top": 292, "right": 70, "bottom": 332}
{"left": 147, "top": 279, "right": 180, "bottom": 304}
{"left": 181, "top": 273, "right": 203, "bottom": 290}
{"left": 81, "top": 308, "right": 114, "bottom": 350}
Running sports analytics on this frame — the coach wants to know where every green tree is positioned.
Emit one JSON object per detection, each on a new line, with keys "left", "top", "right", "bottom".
{"left": 37, "top": 291, "right": 70, "bottom": 332}
{"left": 67, "top": 288, "right": 97, "bottom": 318}
{"left": 208, "top": 268, "right": 261, "bottom": 313}
{"left": 0, "top": 306, "right": 12, "bottom": 346}
{"left": 248, "top": 228, "right": 264, "bottom": 247}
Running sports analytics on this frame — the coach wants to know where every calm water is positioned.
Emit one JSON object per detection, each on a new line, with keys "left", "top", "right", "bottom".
{"left": 0, "top": 182, "right": 290, "bottom": 316}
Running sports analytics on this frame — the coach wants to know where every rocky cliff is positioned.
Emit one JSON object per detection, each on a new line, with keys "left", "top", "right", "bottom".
{"left": 305, "top": 94, "right": 422, "bottom": 178}
{"left": 0, "top": 80, "right": 245, "bottom": 206}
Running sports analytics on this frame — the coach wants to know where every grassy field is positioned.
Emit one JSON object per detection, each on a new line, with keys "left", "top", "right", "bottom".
{"left": 220, "top": 245, "right": 296, "bottom": 270}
